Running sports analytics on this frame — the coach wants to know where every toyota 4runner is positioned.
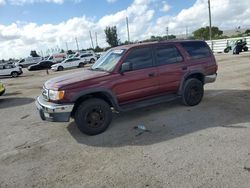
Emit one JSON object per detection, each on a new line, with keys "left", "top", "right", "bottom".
{"left": 36, "top": 40, "right": 217, "bottom": 135}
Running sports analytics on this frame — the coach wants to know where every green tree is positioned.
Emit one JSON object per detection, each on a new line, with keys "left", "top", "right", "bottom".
{"left": 30, "top": 50, "right": 40, "bottom": 57}
{"left": 94, "top": 46, "right": 103, "bottom": 52}
{"left": 104, "top": 26, "right": 119, "bottom": 47}
{"left": 245, "top": 29, "right": 250, "bottom": 36}
{"left": 193, "top": 26, "right": 223, "bottom": 40}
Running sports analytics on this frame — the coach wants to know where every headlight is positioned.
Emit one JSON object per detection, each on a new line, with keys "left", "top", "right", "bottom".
{"left": 48, "top": 90, "right": 65, "bottom": 101}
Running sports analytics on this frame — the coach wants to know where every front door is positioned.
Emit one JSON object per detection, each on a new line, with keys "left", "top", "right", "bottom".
{"left": 113, "top": 46, "right": 159, "bottom": 104}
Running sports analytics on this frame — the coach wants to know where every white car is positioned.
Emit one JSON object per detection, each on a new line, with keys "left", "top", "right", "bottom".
{"left": 15, "top": 57, "right": 43, "bottom": 68}
{"left": 0, "top": 64, "right": 23, "bottom": 78}
{"left": 51, "top": 57, "right": 87, "bottom": 71}
{"left": 74, "top": 50, "right": 97, "bottom": 64}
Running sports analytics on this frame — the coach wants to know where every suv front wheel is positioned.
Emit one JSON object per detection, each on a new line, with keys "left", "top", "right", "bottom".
{"left": 182, "top": 78, "right": 204, "bottom": 106}
{"left": 74, "top": 98, "right": 112, "bottom": 135}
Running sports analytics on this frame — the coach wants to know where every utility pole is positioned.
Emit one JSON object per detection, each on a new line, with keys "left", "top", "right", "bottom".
{"left": 89, "top": 31, "right": 94, "bottom": 49}
{"left": 65, "top": 42, "right": 69, "bottom": 52}
{"left": 166, "top": 27, "right": 169, "bottom": 40}
{"left": 95, "top": 32, "right": 98, "bottom": 47}
{"left": 126, "top": 17, "right": 130, "bottom": 43}
{"left": 208, "top": 0, "right": 213, "bottom": 50}
{"left": 75, "top": 37, "right": 79, "bottom": 51}
{"left": 186, "top": 26, "right": 189, "bottom": 39}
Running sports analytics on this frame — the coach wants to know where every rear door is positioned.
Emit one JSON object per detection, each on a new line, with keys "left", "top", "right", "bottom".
{"left": 113, "top": 46, "right": 159, "bottom": 104}
{"left": 154, "top": 44, "right": 187, "bottom": 93}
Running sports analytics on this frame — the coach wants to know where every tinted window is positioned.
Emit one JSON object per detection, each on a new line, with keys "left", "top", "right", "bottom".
{"left": 181, "top": 41, "right": 210, "bottom": 59}
{"left": 66, "top": 59, "right": 72, "bottom": 63}
{"left": 125, "top": 47, "right": 153, "bottom": 71}
{"left": 156, "top": 45, "right": 183, "bottom": 65}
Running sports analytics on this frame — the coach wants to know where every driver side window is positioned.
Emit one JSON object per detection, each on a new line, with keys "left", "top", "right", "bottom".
{"left": 124, "top": 47, "right": 153, "bottom": 71}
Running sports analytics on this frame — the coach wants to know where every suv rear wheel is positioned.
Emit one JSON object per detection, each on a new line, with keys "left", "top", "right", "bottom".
{"left": 74, "top": 98, "right": 112, "bottom": 135}
{"left": 182, "top": 78, "right": 204, "bottom": 106}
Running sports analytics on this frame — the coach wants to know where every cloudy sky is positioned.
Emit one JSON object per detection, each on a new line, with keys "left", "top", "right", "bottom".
{"left": 0, "top": 0, "right": 250, "bottom": 59}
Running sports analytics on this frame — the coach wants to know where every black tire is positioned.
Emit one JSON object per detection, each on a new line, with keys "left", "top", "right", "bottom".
{"left": 74, "top": 98, "right": 112, "bottom": 135}
{"left": 58, "top": 66, "right": 64, "bottom": 71}
{"left": 182, "top": 78, "right": 204, "bottom": 106}
{"left": 11, "top": 71, "right": 18, "bottom": 78}
{"left": 90, "top": 58, "right": 95, "bottom": 64}
{"left": 243, "top": 46, "right": 248, "bottom": 52}
{"left": 233, "top": 45, "right": 240, "bottom": 54}
{"left": 78, "top": 63, "right": 84, "bottom": 68}
{"left": 224, "top": 47, "right": 230, "bottom": 53}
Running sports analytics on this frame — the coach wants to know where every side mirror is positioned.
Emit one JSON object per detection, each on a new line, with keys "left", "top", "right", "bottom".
{"left": 120, "top": 62, "right": 132, "bottom": 74}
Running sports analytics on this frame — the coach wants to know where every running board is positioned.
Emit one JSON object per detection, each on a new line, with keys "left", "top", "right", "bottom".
{"left": 119, "top": 94, "right": 180, "bottom": 112}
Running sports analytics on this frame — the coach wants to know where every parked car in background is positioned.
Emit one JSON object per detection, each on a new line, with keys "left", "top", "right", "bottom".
{"left": 0, "top": 82, "right": 5, "bottom": 96}
{"left": 15, "top": 57, "right": 43, "bottom": 68}
{"left": 51, "top": 57, "right": 86, "bottom": 71}
{"left": 74, "top": 50, "right": 97, "bottom": 64}
{"left": 0, "top": 64, "right": 23, "bottom": 78}
{"left": 47, "top": 53, "right": 66, "bottom": 63}
{"left": 36, "top": 40, "right": 217, "bottom": 135}
{"left": 28, "top": 60, "right": 55, "bottom": 71}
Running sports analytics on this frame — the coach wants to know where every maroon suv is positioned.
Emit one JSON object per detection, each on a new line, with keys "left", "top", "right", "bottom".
{"left": 36, "top": 40, "right": 217, "bottom": 135}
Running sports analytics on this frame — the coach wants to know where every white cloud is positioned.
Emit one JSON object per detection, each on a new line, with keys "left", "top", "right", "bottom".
{"left": 161, "top": 1, "right": 171, "bottom": 12}
{"left": 107, "top": 0, "right": 117, "bottom": 3}
{"left": 0, "top": 0, "right": 250, "bottom": 59}
{"left": 1, "top": 0, "right": 82, "bottom": 5}
{"left": 0, "top": 0, "right": 6, "bottom": 5}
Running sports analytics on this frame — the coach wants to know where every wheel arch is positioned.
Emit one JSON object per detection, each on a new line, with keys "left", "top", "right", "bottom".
{"left": 71, "top": 88, "right": 119, "bottom": 117}
{"left": 178, "top": 71, "right": 205, "bottom": 95}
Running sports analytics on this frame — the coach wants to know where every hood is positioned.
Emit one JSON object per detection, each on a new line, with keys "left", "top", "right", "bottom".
{"left": 45, "top": 69, "right": 109, "bottom": 90}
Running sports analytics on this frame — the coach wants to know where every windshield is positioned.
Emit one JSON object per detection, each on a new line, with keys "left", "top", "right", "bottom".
{"left": 91, "top": 49, "right": 126, "bottom": 72}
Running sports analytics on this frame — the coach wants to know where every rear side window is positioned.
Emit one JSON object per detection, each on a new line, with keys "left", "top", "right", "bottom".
{"left": 181, "top": 41, "right": 210, "bottom": 59}
{"left": 125, "top": 47, "right": 153, "bottom": 71}
{"left": 155, "top": 45, "right": 183, "bottom": 66}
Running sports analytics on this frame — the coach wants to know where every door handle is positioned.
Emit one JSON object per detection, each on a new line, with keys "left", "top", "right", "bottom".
{"left": 148, "top": 73, "right": 155, "bottom": 77}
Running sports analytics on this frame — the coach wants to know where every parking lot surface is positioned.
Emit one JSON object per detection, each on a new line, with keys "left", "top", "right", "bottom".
{"left": 1, "top": 53, "right": 250, "bottom": 188}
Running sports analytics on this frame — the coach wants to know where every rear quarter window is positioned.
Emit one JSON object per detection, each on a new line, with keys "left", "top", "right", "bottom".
{"left": 181, "top": 41, "right": 211, "bottom": 59}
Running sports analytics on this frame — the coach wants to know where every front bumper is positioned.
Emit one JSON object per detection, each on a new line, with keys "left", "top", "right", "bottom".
{"left": 51, "top": 67, "right": 58, "bottom": 71}
{"left": 35, "top": 95, "right": 74, "bottom": 122}
{"left": 205, "top": 73, "right": 217, "bottom": 83}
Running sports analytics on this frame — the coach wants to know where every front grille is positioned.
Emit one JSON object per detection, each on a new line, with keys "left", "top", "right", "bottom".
{"left": 42, "top": 86, "right": 49, "bottom": 101}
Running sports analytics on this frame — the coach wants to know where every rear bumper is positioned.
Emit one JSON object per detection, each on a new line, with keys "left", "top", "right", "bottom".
{"left": 205, "top": 73, "right": 217, "bottom": 83}
{"left": 35, "top": 95, "right": 74, "bottom": 122}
